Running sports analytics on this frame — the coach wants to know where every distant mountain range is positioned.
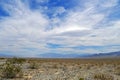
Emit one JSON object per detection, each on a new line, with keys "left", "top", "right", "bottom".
{"left": 0, "top": 53, "right": 13, "bottom": 58}
{"left": 85, "top": 51, "right": 120, "bottom": 58}
{"left": 0, "top": 51, "right": 120, "bottom": 58}
{"left": 38, "top": 53, "right": 85, "bottom": 58}
{"left": 39, "top": 51, "right": 120, "bottom": 58}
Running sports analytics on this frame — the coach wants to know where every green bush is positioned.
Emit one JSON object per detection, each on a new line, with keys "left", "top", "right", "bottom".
{"left": 0, "top": 58, "right": 24, "bottom": 79}
{"left": 1, "top": 63, "right": 23, "bottom": 78}
{"left": 28, "top": 62, "right": 38, "bottom": 69}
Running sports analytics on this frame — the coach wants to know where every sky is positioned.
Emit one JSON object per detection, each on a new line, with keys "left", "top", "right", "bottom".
{"left": 0, "top": 0, "right": 120, "bottom": 57}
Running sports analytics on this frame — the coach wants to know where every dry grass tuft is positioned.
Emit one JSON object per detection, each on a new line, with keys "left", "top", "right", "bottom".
{"left": 93, "top": 73, "right": 114, "bottom": 80}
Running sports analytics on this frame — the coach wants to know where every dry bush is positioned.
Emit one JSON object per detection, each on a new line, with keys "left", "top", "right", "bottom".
{"left": 93, "top": 73, "right": 114, "bottom": 80}
{"left": 52, "top": 64, "right": 58, "bottom": 69}
{"left": 6, "top": 57, "right": 26, "bottom": 64}
{"left": 1, "top": 62, "right": 23, "bottom": 78}
{"left": 0, "top": 58, "right": 24, "bottom": 79}
{"left": 79, "top": 78, "right": 84, "bottom": 80}
{"left": 28, "top": 61, "right": 39, "bottom": 69}
{"left": 0, "top": 58, "right": 5, "bottom": 60}
{"left": 114, "top": 66, "right": 120, "bottom": 75}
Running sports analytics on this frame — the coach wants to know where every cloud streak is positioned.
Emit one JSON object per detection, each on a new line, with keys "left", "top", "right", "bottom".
{"left": 0, "top": 0, "right": 120, "bottom": 57}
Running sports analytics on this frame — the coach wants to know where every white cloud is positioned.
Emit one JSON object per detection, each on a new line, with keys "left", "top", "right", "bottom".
{"left": 52, "top": 7, "right": 66, "bottom": 17}
{"left": 0, "top": 0, "right": 120, "bottom": 56}
{"left": 101, "top": 0, "right": 118, "bottom": 8}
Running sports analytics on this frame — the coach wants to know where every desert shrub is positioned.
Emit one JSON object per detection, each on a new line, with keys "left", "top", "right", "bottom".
{"left": 0, "top": 64, "right": 4, "bottom": 69}
{"left": 0, "top": 65, "right": 3, "bottom": 77}
{"left": 79, "top": 78, "right": 84, "bottom": 80}
{"left": 79, "top": 66, "right": 82, "bottom": 69}
{"left": 0, "top": 57, "right": 5, "bottom": 60}
{"left": 93, "top": 73, "right": 114, "bottom": 80}
{"left": 6, "top": 57, "right": 26, "bottom": 64}
{"left": 0, "top": 58, "right": 23, "bottom": 79}
{"left": 114, "top": 66, "right": 120, "bottom": 75}
{"left": 1, "top": 62, "right": 23, "bottom": 78}
{"left": 28, "top": 62, "right": 38, "bottom": 69}
{"left": 52, "top": 64, "right": 58, "bottom": 69}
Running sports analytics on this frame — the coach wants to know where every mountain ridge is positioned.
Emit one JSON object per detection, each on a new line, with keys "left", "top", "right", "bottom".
{"left": 0, "top": 51, "right": 120, "bottom": 58}
{"left": 86, "top": 51, "right": 120, "bottom": 58}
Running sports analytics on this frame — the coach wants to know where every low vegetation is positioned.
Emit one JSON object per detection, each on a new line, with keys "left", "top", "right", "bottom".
{"left": 0, "top": 58, "right": 120, "bottom": 80}
{"left": 28, "top": 61, "right": 39, "bottom": 69}
{"left": 93, "top": 73, "right": 114, "bottom": 80}
{"left": 114, "top": 66, "right": 120, "bottom": 75}
{"left": 79, "top": 78, "right": 84, "bottom": 80}
{"left": 6, "top": 57, "right": 26, "bottom": 64}
{"left": 0, "top": 57, "right": 24, "bottom": 79}
{"left": 1, "top": 62, "right": 23, "bottom": 78}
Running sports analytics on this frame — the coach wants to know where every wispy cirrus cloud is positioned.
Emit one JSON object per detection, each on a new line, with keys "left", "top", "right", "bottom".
{"left": 0, "top": 0, "right": 120, "bottom": 57}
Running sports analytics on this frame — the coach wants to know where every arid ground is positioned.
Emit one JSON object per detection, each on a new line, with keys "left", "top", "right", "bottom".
{"left": 0, "top": 58, "right": 120, "bottom": 80}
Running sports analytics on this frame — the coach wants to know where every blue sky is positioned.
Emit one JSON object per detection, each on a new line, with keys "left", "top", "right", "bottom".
{"left": 0, "top": 0, "right": 120, "bottom": 57}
